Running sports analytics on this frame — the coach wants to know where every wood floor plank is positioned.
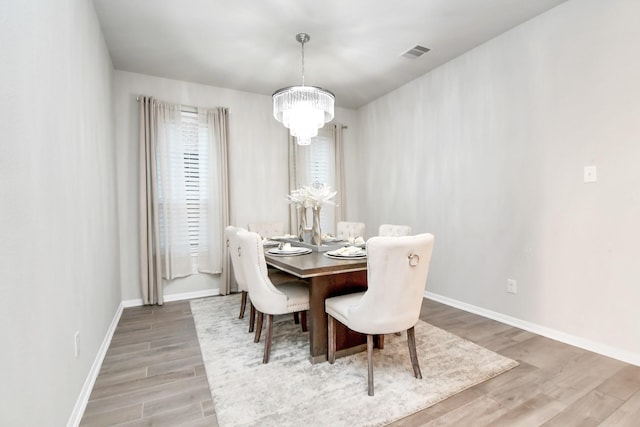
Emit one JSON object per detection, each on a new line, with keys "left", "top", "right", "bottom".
{"left": 89, "top": 367, "right": 197, "bottom": 401}
{"left": 146, "top": 355, "right": 205, "bottom": 377}
{"left": 105, "top": 341, "right": 150, "bottom": 357}
{"left": 541, "top": 389, "right": 623, "bottom": 427}
{"left": 91, "top": 367, "right": 148, "bottom": 391}
{"left": 142, "top": 385, "right": 213, "bottom": 417}
{"left": 83, "top": 376, "right": 210, "bottom": 418}
{"left": 79, "top": 403, "right": 142, "bottom": 426}
{"left": 98, "top": 343, "right": 202, "bottom": 375}
{"left": 387, "top": 388, "right": 484, "bottom": 426}
{"left": 422, "top": 395, "right": 510, "bottom": 426}
{"left": 599, "top": 389, "right": 640, "bottom": 426}
{"left": 488, "top": 393, "right": 566, "bottom": 426}
{"left": 119, "top": 402, "right": 209, "bottom": 427}
{"left": 596, "top": 364, "right": 640, "bottom": 400}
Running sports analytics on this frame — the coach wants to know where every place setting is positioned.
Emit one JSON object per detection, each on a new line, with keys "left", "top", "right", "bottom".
{"left": 266, "top": 242, "right": 312, "bottom": 256}
{"left": 321, "top": 233, "right": 345, "bottom": 244}
{"left": 261, "top": 238, "right": 280, "bottom": 248}
{"left": 324, "top": 245, "right": 367, "bottom": 259}
{"left": 343, "top": 236, "right": 366, "bottom": 248}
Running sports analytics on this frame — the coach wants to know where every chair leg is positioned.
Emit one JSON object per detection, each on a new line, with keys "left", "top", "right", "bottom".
{"left": 378, "top": 334, "right": 384, "bottom": 350}
{"left": 248, "top": 303, "right": 255, "bottom": 333}
{"left": 293, "top": 312, "right": 300, "bottom": 324}
{"left": 239, "top": 291, "right": 247, "bottom": 319}
{"left": 263, "top": 314, "right": 274, "bottom": 364}
{"left": 407, "top": 326, "right": 422, "bottom": 379}
{"left": 367, "top": 334, "right": 374, "bottom": 396}
{"left": 254, "top": 311, "right": 263, "bottom": 343}
{"left": 327, "top": 315, "right": 336, "bottom": 364}
{"left": 300, "top": 310, "right": 308, "bottom": 332}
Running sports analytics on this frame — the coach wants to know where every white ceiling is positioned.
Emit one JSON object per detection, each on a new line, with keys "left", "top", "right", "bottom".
{"left": 93, "top": 0, "right": 568, "bottom": 109}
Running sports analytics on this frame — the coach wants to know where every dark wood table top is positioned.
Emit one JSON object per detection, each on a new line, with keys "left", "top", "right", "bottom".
{"left": 264, "top": 250, "right": 367, "bottom": 279}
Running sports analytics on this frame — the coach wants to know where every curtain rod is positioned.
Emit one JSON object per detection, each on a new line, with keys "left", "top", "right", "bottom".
{"left": 136, "top": 95, "right": 197, "bottom": 112}
{"left": 137, "top": 96, "right": 348, "bottom": 129}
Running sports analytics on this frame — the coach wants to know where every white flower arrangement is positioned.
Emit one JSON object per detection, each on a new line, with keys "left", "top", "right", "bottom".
{"left": 287, "top": 183, "right": 337, "bottom": 208}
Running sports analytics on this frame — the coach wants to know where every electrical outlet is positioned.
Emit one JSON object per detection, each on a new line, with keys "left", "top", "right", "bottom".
{"left": 74, "top": 331, "right": 80, "bottom": 358}
{"left": 507, "top": 279, "right": 517, "bottom": 294}
{"left": 584, "top": 165, "right": 597, "bottom": 183}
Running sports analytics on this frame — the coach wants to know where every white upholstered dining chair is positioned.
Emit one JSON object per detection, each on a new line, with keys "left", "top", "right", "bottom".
{"left": 378, "top": 223, "right": 412, "bottom": 237}
{"left": 225, "top": 226, "right": 249, "bottom": 319}
{"left": 226, "top": 225, "right": 264, "bottom": 334}
{"left": 236, "top": 230, "right": 310, "bottom": 363}
{"left": 324, "top": 233, "right": 435, "bottom": 396}
{"left": 247, "top": 221, "right": 299, "bottom": 285}
{"left": 336, "top": 221, "right": 365, "bottom": 240}
{"left": 247, "top": 221, "right": 284, "bottom": 238}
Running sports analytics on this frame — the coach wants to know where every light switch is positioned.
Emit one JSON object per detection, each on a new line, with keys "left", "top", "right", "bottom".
{"left": 584, "top": 165, "right": 597, "bottom": 183}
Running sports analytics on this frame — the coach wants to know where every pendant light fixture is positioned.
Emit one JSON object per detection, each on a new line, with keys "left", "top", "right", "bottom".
{"left": 273, "top": 33, "right": 335, "bottom": 146}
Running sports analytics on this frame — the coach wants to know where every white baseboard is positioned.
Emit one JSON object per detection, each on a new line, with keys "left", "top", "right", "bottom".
{"left": 68, "top": 288, "right": 220, "bottom": 426}
{"left": 67, "top": 301, "right": 125, "bottom": 427}
{"left": 425, "top": 291, "right": 640, "bottom": 367}
{"left": 121, "top": 288, "right": 220, "bottom": 308}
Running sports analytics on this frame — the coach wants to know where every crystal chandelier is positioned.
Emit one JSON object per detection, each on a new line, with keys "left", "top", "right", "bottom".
{"left": 273, "top": 33, "right": 335, "bottom": 146}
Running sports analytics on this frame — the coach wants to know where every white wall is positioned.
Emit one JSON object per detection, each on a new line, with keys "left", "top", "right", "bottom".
{"left": 113, "top": 71, "right": 358, "bottom": 300}
{"left": 357, "top": 0, "right": 640, "bottom": 361}
{"left": 0, "top": 0, "right": 120, "bottom": 425}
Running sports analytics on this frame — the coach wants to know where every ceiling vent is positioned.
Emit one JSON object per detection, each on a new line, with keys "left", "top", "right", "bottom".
{"left": 401, "top": 45, "right": 430, "bottom": 59}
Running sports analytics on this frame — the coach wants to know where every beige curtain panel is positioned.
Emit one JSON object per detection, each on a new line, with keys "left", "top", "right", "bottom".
{"left": 211, "top": 108, "right": 233, "bottom": 296}
{"left": 139, "top": 96, "right": 164, "bottom": 305}
{"left": 333, "top": 124, "right": 346, "bottom": 224}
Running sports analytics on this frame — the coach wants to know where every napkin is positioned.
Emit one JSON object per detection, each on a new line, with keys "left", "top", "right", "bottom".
{"left": 347, "top": 236, "right": 366, "bottom": 245}
{"left": 334, "top": 246, "right": 364, "bottom": 256}
{"left": 272, "top": 234, "right": 297, "bottom": 239}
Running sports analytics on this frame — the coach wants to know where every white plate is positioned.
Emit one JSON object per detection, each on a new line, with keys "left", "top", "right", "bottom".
{"left": 324, "top": 252, "right": 367, "bottom": 259}
{"left": 325, "top": 247, "right": 367, "bottom": 258}
{"left": 267, "top": 247, "right": 312, "bottom": 256}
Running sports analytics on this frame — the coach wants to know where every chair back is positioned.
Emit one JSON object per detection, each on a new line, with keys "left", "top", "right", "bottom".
{"left": 225, "top": 226, "right": 248, "bottom": 292}
{"left": 378, "top": 224, "right": 412, "bottom": 237}
{"left": 236, "top": 230, "right": 288, "bottom": 314}
{"left": 347, "top": 233, "right": 434, "bottom": 334}
{"left": 247, "top": 221, "right": 284, "bottom": 238}
{"left": 336, "top": 221, "right": 366, "bottom": 240}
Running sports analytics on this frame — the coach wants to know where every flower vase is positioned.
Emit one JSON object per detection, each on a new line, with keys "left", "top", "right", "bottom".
{"left": 297, "top": 205, "right": 307, "bottom": 242}
{"left": 311, "top": 206, "right": 322, "bottom": 246}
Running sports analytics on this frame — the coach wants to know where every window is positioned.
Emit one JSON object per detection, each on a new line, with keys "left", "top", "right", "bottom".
{"left": 294, "top": 126, "right": 336, "bottom": 234}
{"left": 155, "top": 105, "right": 223, "bottom": 278}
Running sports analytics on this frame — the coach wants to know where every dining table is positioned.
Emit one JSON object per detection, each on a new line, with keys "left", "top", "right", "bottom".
{"left": 264, "top": 247, "right": 370, "bottom": 363}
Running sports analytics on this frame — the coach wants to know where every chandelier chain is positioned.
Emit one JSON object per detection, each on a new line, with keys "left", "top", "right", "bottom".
{"left": 301, "top": 39, "right": 305, "bottom": 86}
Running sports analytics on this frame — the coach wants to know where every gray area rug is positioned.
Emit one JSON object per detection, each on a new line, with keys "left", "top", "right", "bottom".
{"left": 191, "top": 295, "right": 519, "bottom": 427}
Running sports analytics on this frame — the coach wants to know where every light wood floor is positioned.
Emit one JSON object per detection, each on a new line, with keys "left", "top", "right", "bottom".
{"left": 80, "top": 297, "right": 640, "bottom": 426}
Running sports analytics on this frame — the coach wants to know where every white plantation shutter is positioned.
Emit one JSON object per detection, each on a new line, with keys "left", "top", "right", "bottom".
{"left": 182, "top": 110, "right": 202, "bottom": 259}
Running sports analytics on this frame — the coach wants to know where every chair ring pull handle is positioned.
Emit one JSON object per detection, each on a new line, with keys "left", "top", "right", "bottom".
{"left": 237, "top": 247, "right": 241, "bottom": 257}
{"left": 226, "top": 239, "right": 230, "bottom": 248}
{"left": 408, "top": 253, "right": 420, "bottom": 267}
